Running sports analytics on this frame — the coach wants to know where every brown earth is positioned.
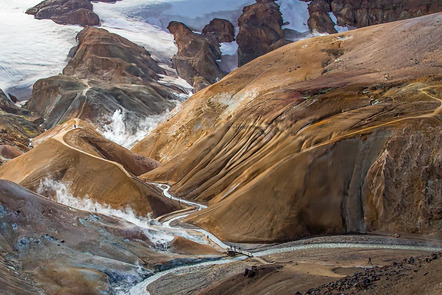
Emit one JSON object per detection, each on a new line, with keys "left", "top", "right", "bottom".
{"left": 25, "top": 27, "right": 180, "bottom": 129}
{"left": 145, "top": 237, "right": 442, "bottom": 295}
{"left": 0, "top": 119, "right": 179, "bottom": 217}
{"left": 197, "top": 251, "right": 442, "bottom": 295}
{"left": 133, "top": 14, "right": 442, "bottom": 243}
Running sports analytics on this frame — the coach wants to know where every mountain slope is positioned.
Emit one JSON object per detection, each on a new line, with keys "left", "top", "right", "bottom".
{"left": 0, "top": 119, "right": 179, "bottom": 217}
{"left": 133, "top": 13, "right": 442, "bottom": 242}
{"left": 25, "top": 27, "right": 181, "bottom": 130}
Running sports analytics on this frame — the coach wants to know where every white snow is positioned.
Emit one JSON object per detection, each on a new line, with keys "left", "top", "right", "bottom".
{"left": 1, "top": 0, "right": 319, "bottom": 96}
{"left": 328, "top": 12, "right": 349, "bottom": 33}
{"left": 220, "top": 42, "right": 238, "bottom": 56}
{"left": 0, "top": 1, "right": 81, "bottom": 95}
{"left": 218, "top": 42, "right": 239, "bottom": 73}
{"left": 278, "top": 0, "right": 310, "bottom": 33}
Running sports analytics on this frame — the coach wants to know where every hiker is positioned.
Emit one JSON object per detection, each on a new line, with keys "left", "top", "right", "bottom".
{"left": 368, "top": 257, "right": 372, "bottom": 265}
{"left": 73, "top": 124, "right": 77, "bottom": 129}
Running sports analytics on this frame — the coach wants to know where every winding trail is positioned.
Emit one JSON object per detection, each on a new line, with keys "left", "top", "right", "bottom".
{"left": 48, "top": 121, "right": 228, "bottom": 250}
{"left": 125, "top": 180, "right": 442, "bottom": 295}
{"left": 45, "top": 92, "right": 442, "bottom": 295}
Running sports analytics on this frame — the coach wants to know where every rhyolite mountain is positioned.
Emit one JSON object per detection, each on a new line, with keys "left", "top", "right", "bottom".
{"left": 133, "top": 13, "right": 442, "bottom": 243}
{"left": 25, "top": 27, "right": 183, "bottom": 130}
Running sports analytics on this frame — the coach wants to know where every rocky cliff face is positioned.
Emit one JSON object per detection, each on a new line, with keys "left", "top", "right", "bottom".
{"left": 307, "top": 0, "right": 442, "bottom": 33}
{"left": 25, "top": 27, "right": 180, "bottom": 129}
{"left": 133, "top": 13, "right": 442, "bottom": 243}
{"left": 168, "top": 21, "right": 225, "bottom": 91}
{"left": 237, "top": 0, "right": 288, "bottom": 66}
{"left": 26, "top": 0, "right": 100, "bottom": 26}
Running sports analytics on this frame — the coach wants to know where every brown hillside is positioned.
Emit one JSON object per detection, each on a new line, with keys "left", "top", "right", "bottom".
{"left": 0, "top": 119, "right": 178, "bottom": 217}
{"left": 133, "top": 13, "right": 442, "bottom": 242}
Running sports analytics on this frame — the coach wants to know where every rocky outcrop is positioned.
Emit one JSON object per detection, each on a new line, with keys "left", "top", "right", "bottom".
{"left": 133, "top": 13, "right": 442, "bottom": 243}
{"left": 236, "top": 0, "right": 286, "bottom": 66}
{"left": 168, "top": 21, "right": 225, "bottom": 89}
{"left": 0, "top": 90, "right": 42, "bottom": 155}
{"left": 0, "top": 89, "right": 29, "bottom": 115}
{"left": 26, "top": 0, "right": 100, "bottom": 26}
{"left": 0, "top": 145, "right": 23, "bottom": 160}
{"left": 307, "top": 0, "right": 442, "bottom": 33}
{"left": 63, "top": 27, "right": 166, "bottom": 83}
{"left": 307, "top": 0, "right": 338, "bottom": 34}
{"left": 25, "top": 27, "right": 180, "bottom": 129}
{"left": 202, "top": 18, "right": 235, "bottom": 43}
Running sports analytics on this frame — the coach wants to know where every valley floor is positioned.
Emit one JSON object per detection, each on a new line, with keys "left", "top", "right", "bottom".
{"left": 133, "top": 234, "right": 442, "bottom": 295}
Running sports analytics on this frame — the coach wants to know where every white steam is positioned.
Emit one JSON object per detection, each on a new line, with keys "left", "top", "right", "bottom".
{"left": 37, "top": 177, "right": 174, "bottom": 249}
{"left": 100, "top": 109, "right": 169, "bottom": 149}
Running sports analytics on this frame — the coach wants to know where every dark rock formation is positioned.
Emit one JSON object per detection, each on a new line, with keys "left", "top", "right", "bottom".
{"left": 168, "top": 21, "right": 225, "bottom": 89}
{"left": 202, "top": 18, "right": 235, "bottom": 43}
{"left": 0, "top": 89, "right": 29, "bottom": 115}
{"left": 26, "top": 0, "right": 100, "bottom": 26}
{"left": 307, "top": 0, "right": 337, "bottom": 34}
{"left": 307, "top": 0, "right": 442, "bottom": 33}
{"left": 25, "top": 27, "right": 180, "bottom": 129}
{"left": 236, "top": 0, "right": 286, "bottom": 66}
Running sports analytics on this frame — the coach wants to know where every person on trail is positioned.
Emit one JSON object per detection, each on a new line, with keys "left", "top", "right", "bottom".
{"left": 368, "top": 257, "right": 372, "bottom": 265}
{"left": 73, "top": 124, "right": 77, "bottom": 129}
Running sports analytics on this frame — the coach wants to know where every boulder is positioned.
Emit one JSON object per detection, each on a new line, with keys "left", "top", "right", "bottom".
{"left": 236, "top": 0, "right": 285, "bottom": 66}
{"left": 202, "top": 18, "right": 235, "bottom": 43}
{"left": 26, "top": 0, "right": 100, "bottom": 26}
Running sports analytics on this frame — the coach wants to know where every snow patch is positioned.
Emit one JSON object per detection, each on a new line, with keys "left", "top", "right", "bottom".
{"left": 328, "top": 12, "right": 349, "bottom": 33}
{"left": 278, "top": 0, "right": 310, "bottom": 33}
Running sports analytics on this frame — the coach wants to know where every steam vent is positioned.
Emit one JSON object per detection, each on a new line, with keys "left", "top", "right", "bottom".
{"left": 0, "top": 0, "right": 441, "bottom": 294}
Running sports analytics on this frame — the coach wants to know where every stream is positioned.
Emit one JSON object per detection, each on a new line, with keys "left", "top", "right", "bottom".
{"left": 121, "top": 183, "right": 442, "bottom": 295}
